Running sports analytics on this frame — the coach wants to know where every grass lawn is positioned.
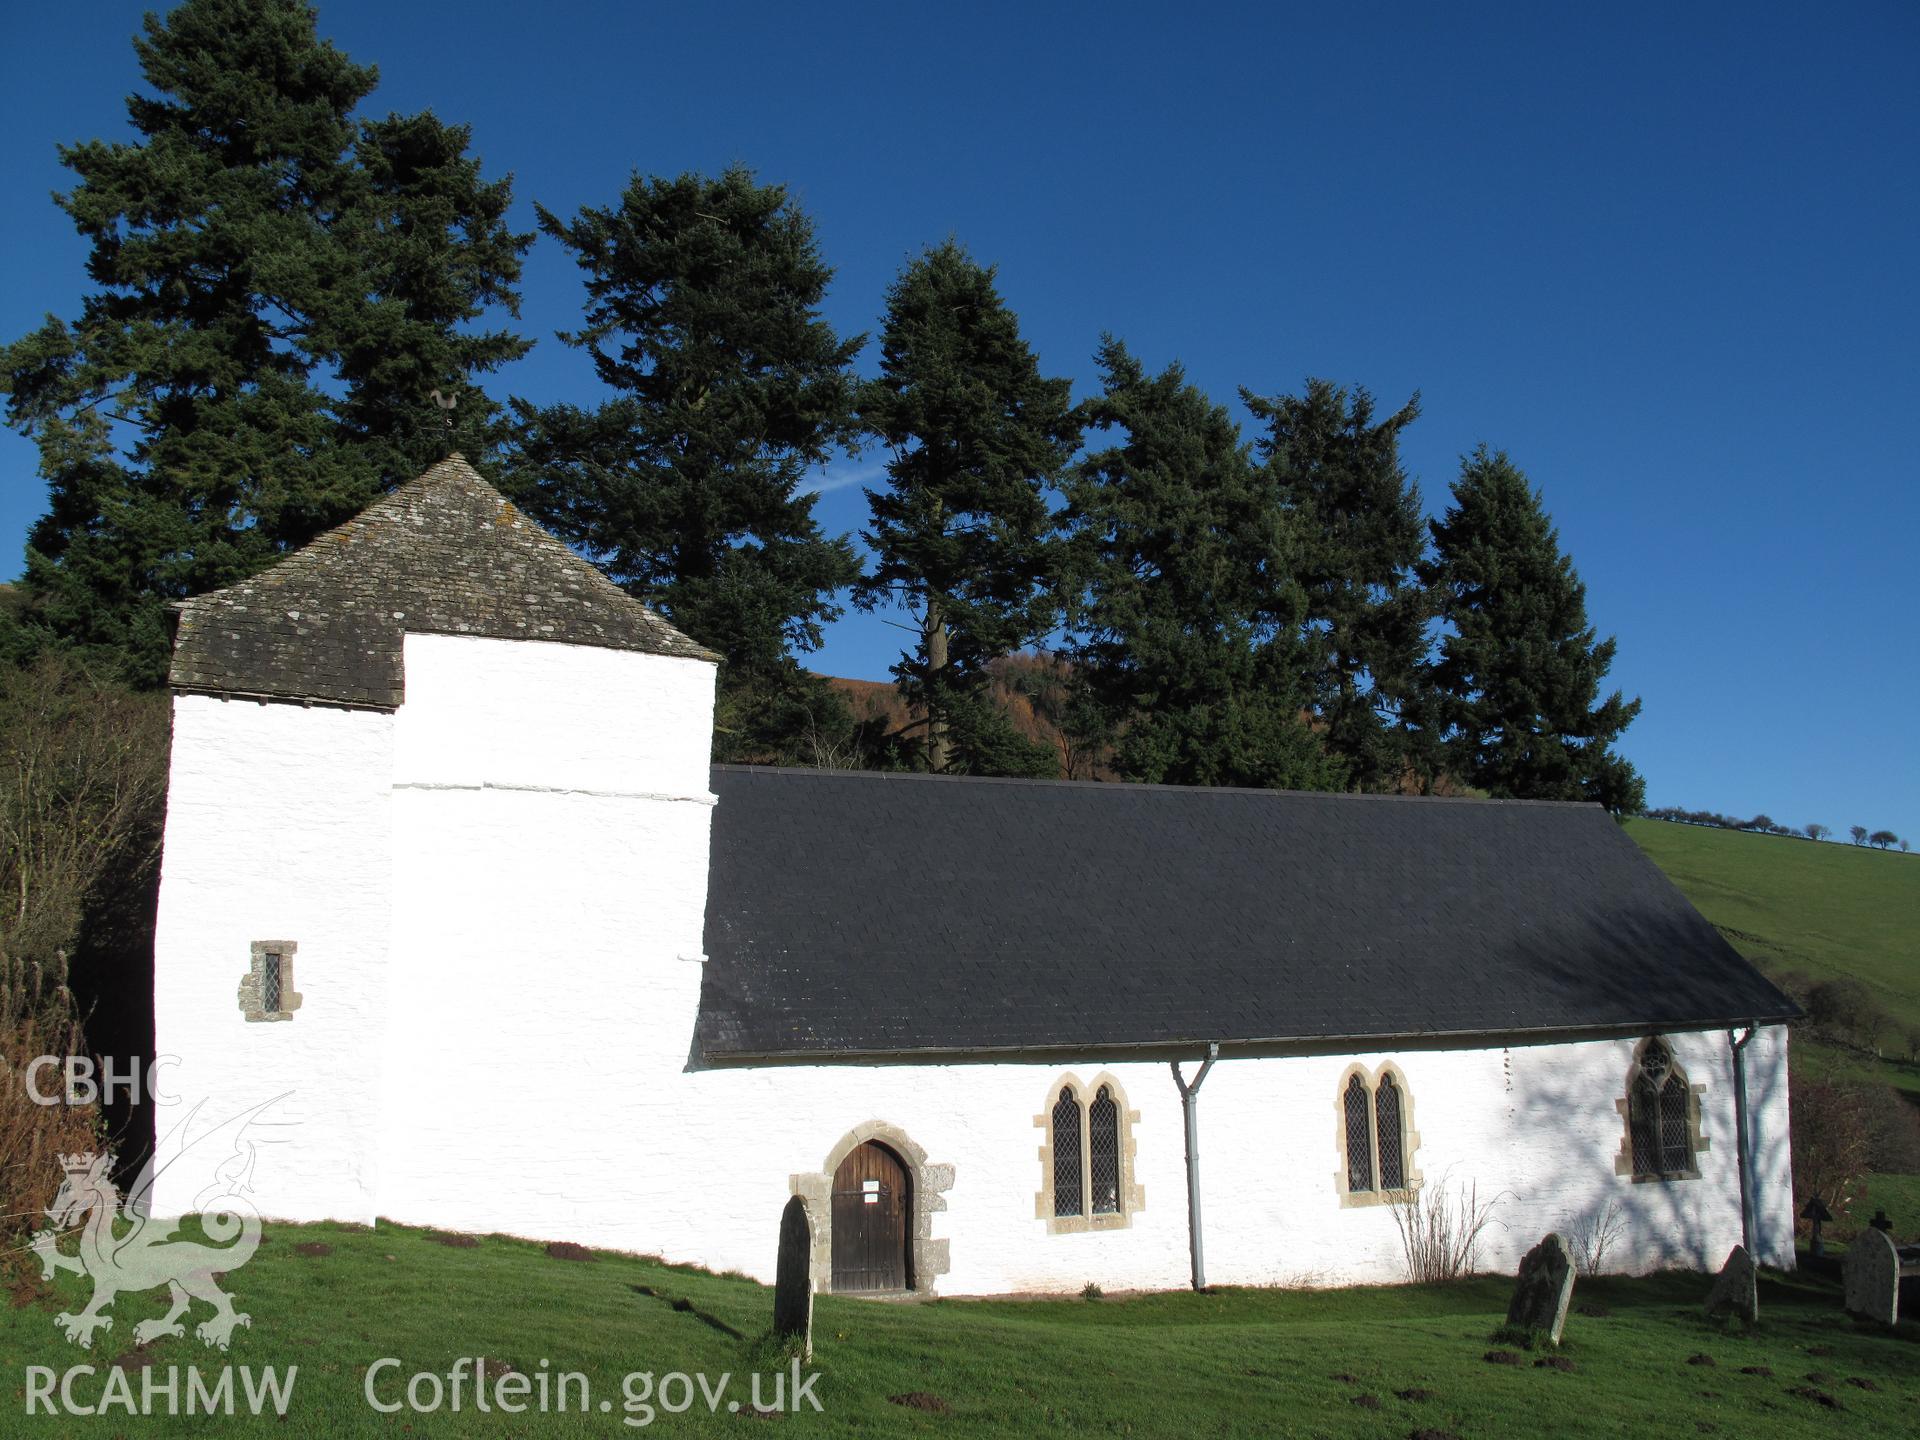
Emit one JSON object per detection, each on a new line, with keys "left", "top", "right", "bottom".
{"left": 1856, "top": 1173, "right": 1920, "bottom": 1242}
{"left": 1, "top": 1220, "right": 1914, "bottom": 1437}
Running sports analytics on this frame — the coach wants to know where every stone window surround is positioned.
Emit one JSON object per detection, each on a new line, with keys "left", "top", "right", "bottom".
{"left": 1034, "top": 1072, "right": 1144, "bottom": 1235}
{"left": 238, "top": 940, "right": 302, "bottom": 1023}
{"left": 1332, "top": 1061, "right": 1424, "bottom": 1208}
{"left": 789, "top": 1122, "right": 953, "bottom": 1297}
{"left": 1614, "top": 1034, "right": 1708, "bottom": 1183}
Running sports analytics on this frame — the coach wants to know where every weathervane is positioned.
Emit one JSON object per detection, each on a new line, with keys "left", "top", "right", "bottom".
{"left": 428, "top": 387, "right": 458, "bottom": 436}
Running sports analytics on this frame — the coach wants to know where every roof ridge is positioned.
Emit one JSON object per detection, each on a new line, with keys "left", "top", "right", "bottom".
{"left": 169, "top": 454, "right": 715, "bottom": 707}
{"left": 177, "top": 453, "right": 479, "bottom": 610}
{"left": 707, "top": 763, "right": 1605, "bottom": 809}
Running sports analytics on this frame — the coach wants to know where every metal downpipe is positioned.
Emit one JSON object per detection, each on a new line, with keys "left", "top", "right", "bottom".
{"left": 1171, "top": 1042, "right": 1221, "bottom": 1291}
{"left": 1728, "top": 1025, "right": 1757, "bottom": 1254}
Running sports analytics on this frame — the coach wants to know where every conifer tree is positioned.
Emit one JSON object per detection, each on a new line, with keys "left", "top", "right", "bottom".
{"left": 1244, "top": 379, "right": 1431, "bottom": 791}
{"left": 1063, "top": 339, "right": 1341, "bottom": 790}
{"left": 1421, "top": 446, "right": 1644, "bottom": 812}
{"left": 0, "top": 0, "right": 531, "bottom": 684}
{"left": 507, "top": 169, "right": 861, "bottom": 760}
{"left": 855, "top": 241, "right": 1077, "bottom": 774}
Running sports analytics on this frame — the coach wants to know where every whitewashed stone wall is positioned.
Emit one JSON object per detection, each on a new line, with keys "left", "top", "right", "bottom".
{"left": 150, "top": 694, "right": 395, "bottom": 1220}
{"left": 152, "top": 630, "right": 1794, "bottom": 1292}
{"left": 630, "top": 1025, "right": 1791, "bottom": 1295}
{"left": 378, "top": 635, "right": 716, "bottom": 1235}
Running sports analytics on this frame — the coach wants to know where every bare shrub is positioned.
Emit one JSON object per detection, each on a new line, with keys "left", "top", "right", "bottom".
{"left": 1804, "top": 977, "right": 1893, "bottom": 1052}
{"left": 1562, "top": 1199, "right": 1627, "bottom": 1276}
{"left": 798, "top": 717, "right": 860, "bottom": 770}
{"left": 1769, "top": 969, "right": 1815, "bottom": 1011}
{"left": 0, "top": 656, "right": 168, "bottom": 1253}
{"left": 1388, "top": 1175, "right": 1510, "bottom": 1283}
{"left": 0, "top": 656, "right": 170, "bottom": 968}
{"left": 1, "top": 1014, "right": 101, "bottom": 1215}
{"left": 1860, "top": 1084, "right": 1920, "bottom": 1174}
{"left": 1789, "top": 1072, "right": 1875, "bottom": 1221}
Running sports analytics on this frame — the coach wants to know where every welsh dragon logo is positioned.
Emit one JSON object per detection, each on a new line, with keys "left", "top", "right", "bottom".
{"left": 30, "top": 1096, "right": 282, "bottom": 1350}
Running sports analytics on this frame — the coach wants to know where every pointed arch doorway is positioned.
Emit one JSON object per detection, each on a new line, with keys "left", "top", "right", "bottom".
{"left": 830, "top": 1141, "right": 911, "bottom": 1293}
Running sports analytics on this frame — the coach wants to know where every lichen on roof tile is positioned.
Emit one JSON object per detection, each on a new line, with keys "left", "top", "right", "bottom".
{"left": 169, "top": 454, "right": 714, "bottom": 707}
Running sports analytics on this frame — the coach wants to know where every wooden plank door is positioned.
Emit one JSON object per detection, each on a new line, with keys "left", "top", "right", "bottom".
{"left": 830, "top": 1142, "right": 910, "bottom": 1293}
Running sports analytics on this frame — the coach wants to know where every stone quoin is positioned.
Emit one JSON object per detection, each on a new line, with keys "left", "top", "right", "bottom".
{"left": 150, "top": 456, "right": 1802, "bottom": 1297}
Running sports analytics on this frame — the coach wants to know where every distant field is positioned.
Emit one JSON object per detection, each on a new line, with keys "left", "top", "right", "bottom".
{"left": 1627, "top": 819, "right": 1919, "bottom": 1034}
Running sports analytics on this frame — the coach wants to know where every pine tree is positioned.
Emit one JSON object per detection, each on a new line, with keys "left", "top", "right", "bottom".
{"left": 1244, "top": 379, "right": 1431, "bottom": 792}
{"left": 1421, "top": 446, "right": 1644, "bottom": 812}
{"left": 1063, "top": 338, "right": 1341, "bottom": 790}
{"left": 855, "top": 240, "right": 1077, "bottom": 774}
{"left": 507, "top": 168, "right": 861, "bottom": 760}
{"left": 0, "top": 0, "right": 531, "bottom": 685}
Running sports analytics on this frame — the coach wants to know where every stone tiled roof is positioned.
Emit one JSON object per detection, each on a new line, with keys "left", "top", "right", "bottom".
{"left": 696, "top": 767, "right": 1801, "bottom": 1060}
{"left": 170, "top": 455, "right": 713, "bottom": 708}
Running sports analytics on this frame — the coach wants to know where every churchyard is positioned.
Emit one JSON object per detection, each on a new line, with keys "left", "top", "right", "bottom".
{"left": 1, "top": 1216, "right": 1913, "bottom": 1437}
{"left": 3, "top": 760, "right": 1911, "bottom": 1438}
{"left": 1, "top": 3, "right": 1913, "bottom": 1434}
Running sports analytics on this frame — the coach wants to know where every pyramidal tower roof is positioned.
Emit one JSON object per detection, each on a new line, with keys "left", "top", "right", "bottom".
{"left": 170, "top": 455, "right": 713, "bottom": 708}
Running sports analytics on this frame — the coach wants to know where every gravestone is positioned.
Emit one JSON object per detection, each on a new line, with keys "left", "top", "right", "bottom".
{"left": 1504, "top": 1232, "right": 1575, "bottom": 1345}
{"left": 773, "top": 1195, "right": 813, "bottom": 1358}
{"left": 1800, "top": 1196, "right": 1833, "bottom": 1259}
{"left": 1841, "top": 1226, "right": 1899, "bottom": 1327}
{"left": 1703, "top": 1244, "right": 1758, "bottom": 1324}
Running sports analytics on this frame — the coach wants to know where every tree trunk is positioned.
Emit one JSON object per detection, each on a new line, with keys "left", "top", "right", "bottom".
{"left": 925, "top": 596, "right": 951, "bottom": 774}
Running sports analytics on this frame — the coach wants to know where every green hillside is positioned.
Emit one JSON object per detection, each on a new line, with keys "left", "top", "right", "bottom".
{"left": 1627, "top": 818, "right": 1919, "bottom": 1034}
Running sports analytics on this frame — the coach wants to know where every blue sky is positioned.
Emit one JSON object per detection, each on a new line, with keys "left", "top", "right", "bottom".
{"left": 2, "top": 2, "right": 1915, "bottom": 835}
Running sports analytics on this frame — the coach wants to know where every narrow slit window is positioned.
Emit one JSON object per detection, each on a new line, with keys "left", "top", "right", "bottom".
{"left": 1630, "top": 1076, "right": 1661, "bottom": 1176}
{"left": 239, "top": 940, "right": 300, "bottom": 1023}
{"left": 1089, "top": 1085, "right": 1121, "bottom": 1215}
{"left": 1343, "top": 1074, "right": 1374, "bottom": 1193}
{"left": 1375, "top": 1074, "right": 1405, "bottom": 1191}
{"left": 1658, "top": 1075, "right": 1691, "bottom": 1174}
{"left": 1052, "top": 1086, "right": 1084, "bottom": 1218}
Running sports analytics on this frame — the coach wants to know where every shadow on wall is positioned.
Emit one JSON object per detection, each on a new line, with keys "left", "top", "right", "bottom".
{"left": 1504, "top": 1031, "right": 1790, "bottom": 1276}
{"left": 69, "top": 864, "right": 159, "bottom": 1195}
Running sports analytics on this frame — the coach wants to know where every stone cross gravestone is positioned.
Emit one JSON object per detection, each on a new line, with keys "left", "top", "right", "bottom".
{"left": 773, "top": 1195, "right": 813, "bottom": 1358}
{"left": 1703, "top": 1244, "right": 1758, "bottom": 1324}
{"left": 1505, "top": 1232, "right": 1576, "bottom": 1345}
{"left": 1842, "top": 1225, "right": 1899, "bottom": 1327}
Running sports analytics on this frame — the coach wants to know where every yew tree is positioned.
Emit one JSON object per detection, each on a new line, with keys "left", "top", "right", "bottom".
{"left": 508, "top": 168, "right": 862, "bottom": 760}
{"left": 0, "top": 0, "right": 531, "bottom": 684}
{"left": 855, "top": 241, "right": 1077, "bottom": 774}
{"left": 1063, "top": 338, "right": 1340, "bottom": 790}
{"left": 1244, "top": 379, "right": 1431, "bottom": 792}
{"left": 1421, "top": 446, "right": 1643, "bottom": 812}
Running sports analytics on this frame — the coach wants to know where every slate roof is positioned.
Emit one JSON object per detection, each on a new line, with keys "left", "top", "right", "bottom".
{"left": 169, "top": 455, "right": 713, "bottom": 708}
{"left": 696, "top": 767, "right": 1799, "bottom": 1060}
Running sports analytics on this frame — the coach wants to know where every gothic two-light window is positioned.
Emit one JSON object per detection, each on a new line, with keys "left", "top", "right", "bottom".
{"left": 1337, "top": 1065, "right": 1420, "bottom": 1205}
{"left": 1619, "top": 1035, "right": 1705, "bottom": 1181}
{"left": 1038, "top": 1076, "right": 1141, "bottom": 1233}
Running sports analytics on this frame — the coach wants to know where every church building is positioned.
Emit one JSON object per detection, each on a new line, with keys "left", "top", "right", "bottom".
{"left": 151, "top": 456, "right": 1799, "bottom": 1296}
